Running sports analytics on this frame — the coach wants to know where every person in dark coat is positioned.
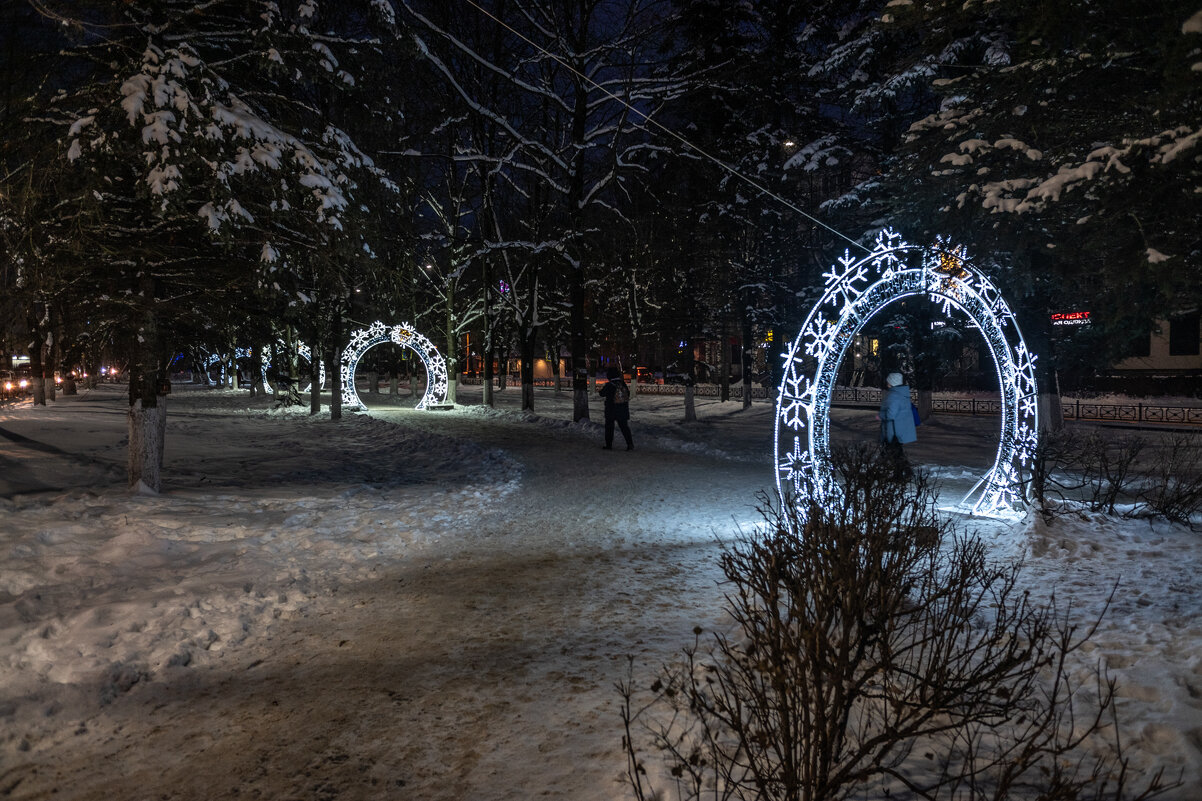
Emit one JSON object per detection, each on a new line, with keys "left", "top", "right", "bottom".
{"left": 598, "top": 366, "right": 633, "bottom": 450}
{"left": 878, "top": 371, "right": 916, "bottom": 478}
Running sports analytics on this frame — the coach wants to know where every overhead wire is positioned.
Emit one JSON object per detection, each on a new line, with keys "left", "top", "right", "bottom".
{"left": 459, "top": 0, "right": 871, "bottom": 254}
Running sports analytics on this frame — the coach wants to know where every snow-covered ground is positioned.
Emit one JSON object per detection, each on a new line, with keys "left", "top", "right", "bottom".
{"left": 0, "top": 382, "right": 1198, "bottom": 799}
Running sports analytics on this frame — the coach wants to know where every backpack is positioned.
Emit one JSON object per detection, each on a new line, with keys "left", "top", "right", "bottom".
{"left": 613, "top": 381, "right": 630, "bottom": 405}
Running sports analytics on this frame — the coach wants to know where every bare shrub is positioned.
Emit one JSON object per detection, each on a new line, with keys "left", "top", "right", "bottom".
{"left": 620, "top": 447, "right": 1172, "bottom": 801}
{"left": 1029, "top": 427, "right": 1088, "bottom": 518}
{"left": 1134, "top": 432, "right": 1202, "bottom": 525}
{"left": 1078, "top": 432, "right": 1144, "bottom": 516}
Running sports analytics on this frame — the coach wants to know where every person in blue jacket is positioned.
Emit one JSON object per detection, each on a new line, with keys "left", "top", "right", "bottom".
{"left": 878, "top": 371, "right": 916, "bottom": 478}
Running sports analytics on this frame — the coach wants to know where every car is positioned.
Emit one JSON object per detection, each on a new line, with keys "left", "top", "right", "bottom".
{"left": 633, "top": 367, "right": 659, "bottom": 384}
{"left": 0, "top": 370, "right": 23, "bottom": 399}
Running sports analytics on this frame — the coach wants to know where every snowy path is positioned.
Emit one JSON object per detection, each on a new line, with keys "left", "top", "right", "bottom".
{"left": 0, "top": 384, "right": 1197, "bottom": 799}
{"left": 0, "top": 386, "right": 769, "bottom": 800}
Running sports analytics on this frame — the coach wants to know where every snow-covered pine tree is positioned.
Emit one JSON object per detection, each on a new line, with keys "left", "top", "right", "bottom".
{"left": 47, "top": 0, "right": 402, "bottom": 489}
{"left": 865, "top": 0, "right": 1202, "bottom": 398}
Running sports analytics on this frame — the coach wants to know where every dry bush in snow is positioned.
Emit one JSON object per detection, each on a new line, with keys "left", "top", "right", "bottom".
{"left": 621, "top": 445, "right": 1174, "bottom": 801}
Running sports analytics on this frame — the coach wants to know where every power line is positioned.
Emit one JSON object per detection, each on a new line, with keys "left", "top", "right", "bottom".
{"left": 459, "top": 0, "right": 871, "bottom": 255}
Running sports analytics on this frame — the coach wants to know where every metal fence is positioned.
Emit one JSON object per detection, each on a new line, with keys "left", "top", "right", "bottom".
{"left": 459, "top": 376, "right": 773, "bottom": 400}
{"left": 458, "top": 378, "right": 1200, "bottom": 425}
{"left": 830, "top": 386, "right": 1202, "bottom": 426}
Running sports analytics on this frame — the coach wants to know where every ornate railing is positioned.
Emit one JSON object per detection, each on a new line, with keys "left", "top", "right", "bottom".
{"left": 458, "top": 376, "right": 772, "bottom": 399}
{"left": 831, "top": 386, "right": 1201, "bottom": 426}
{"left": 456, "top": 377, "right": 1199, "bottom": 424}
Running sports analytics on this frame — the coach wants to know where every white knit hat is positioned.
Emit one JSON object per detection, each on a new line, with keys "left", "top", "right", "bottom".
{"left": 886, "top": 372, "right": 904, "bottom": 387}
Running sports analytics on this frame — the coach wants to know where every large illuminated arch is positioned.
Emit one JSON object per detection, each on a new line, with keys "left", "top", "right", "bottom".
{"left": 774, "top": 228, "right": 1039, "bottom": 519}
{"left": 341, "top": 321, "right": 448, "bottom": 411}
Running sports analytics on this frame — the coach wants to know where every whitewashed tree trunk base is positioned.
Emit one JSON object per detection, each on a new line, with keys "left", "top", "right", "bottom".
{"left": 128, "top": 400, "right": 166, "bottom": 493}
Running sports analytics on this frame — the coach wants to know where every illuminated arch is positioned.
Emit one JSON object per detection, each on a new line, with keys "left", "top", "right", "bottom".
{"left": 205, "top": 346, "right": 326, "bottom": 390}
{"left": 774, "top": 229, "right": 1039, "bottom": 519}
{"left": 294, "top": 342, "right": 327, "bottom": 391}
{"left": 341, "top": 321, "right": 448, "bottom": 411}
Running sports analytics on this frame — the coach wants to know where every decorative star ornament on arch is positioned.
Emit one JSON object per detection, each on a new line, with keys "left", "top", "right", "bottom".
{"left": 341, "top": 321, "right": 449, "bottom": 410}
{"left": 774, "top": 228, "right": 1039, "bottom": 520}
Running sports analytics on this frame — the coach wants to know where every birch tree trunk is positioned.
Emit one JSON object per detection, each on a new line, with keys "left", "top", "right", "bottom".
{"left": 128, "top": 394, "right": 166, "bottom": 494}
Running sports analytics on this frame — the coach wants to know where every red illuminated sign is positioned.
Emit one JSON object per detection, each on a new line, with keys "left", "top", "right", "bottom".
{"left": 1050, "top": 311, "right": 1091, "bottom": 326}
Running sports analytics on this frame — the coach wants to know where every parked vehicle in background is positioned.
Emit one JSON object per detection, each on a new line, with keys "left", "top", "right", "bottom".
{"left": 634, "top": 367, "right": 659, "bottom": 384}
{"left": 15, "top": 368, "right": 31, "bottom": 395}
{"left": 0, "top": 370, "right": 28, "bottom": 399}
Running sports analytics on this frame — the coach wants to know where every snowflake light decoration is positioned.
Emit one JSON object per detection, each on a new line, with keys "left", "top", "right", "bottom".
{"left": 341, "top": 322, "right": 448, "bottom": 411}
{"left": 207, "top": 345, "right": 327, "bottom": 390}
{"left": 774, "top": 229, "right": 1040, "bottom": 520}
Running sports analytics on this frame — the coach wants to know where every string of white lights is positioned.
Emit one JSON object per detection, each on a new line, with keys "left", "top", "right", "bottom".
{"left": 342, "top": 321, "right": 449, "bottom": 410}
{"left": 775, "top": 229, "right": 1039, "bottom": 519}
{"left": 456, "top": 0, "right": 871, "bottom": 255}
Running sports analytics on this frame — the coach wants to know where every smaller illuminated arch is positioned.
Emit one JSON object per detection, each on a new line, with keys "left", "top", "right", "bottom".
{"left": 341, "top": 322, "right": 448, "bottom": 411}
{"left": 294, "top": 342, "right": 327, "bottom": 391}
{"left": 775, "top": 229, "right": 1039, "bottom": 519}
{"left": 206, "top": 346, "right": 326, "bottom": 390}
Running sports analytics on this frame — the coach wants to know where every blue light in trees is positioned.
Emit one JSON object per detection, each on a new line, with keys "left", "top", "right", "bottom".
{"left": 774, "top": 229, "right": 1039, "bottom": 519}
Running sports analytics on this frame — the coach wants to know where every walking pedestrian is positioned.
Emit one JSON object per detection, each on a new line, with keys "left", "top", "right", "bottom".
{"left": 599, "top": 367, "right": 633, "bottom": 450}
{"left": 878, "top": 371, "right": 916, "bottom": 478}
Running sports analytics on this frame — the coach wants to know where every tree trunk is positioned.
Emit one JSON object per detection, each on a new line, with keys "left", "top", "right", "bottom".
{"left": 128, "top": 390, "right": 166, "bottom": 494}
{"left": 127, "top": 289, "right": 165, "bottom": 494}
{"left": 720, "top": 321, "right": 731, "bottom": 403}
{"left": 328, "top": 308, "right": 343, "bottom": 421}
{"left": 682, "top": 340, "right": 697, "bottom": 422}
{"left": 28, "top": 331, "right": 45, "bottom": 406}
{"left": 741, "top": 317, "right": 754, "bottom": 411}
{"left": 283, "top": 328, "right": 301, "bottom": 407}
{"left": 250, "top": 345, "right": 266, "bottom": 398}
{"left": 45, "top": 330, "right": 57, "bottom": 403}
{"left": 308, "top": 332, "right": 322, "bottom": 415}
{"left": 917, "top": 388, "right": 932, "bottom": 422}
{"left": 483, "top": 338, "right": 494, "bottom": 407}
{"left": 1040, "top": 374, "right": 1064, "bottom": 432}
{"left": 482, "top": 260, "right": 494, "bottom": 407}
{"left": 445, "top": 276, "right": 458, "bottom": 405}
{"left": 520, "top": 332, "right": 535, "bottom": 411}
{"left": 550, "top": 345, "right": 562, "bottom": 395}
